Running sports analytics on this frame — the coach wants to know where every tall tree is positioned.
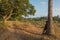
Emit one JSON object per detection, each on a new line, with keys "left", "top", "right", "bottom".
{"left": 0, "top": 0, "right": 35, "bottom": 22}
{"left": 43, "top": 0, "right": 55, "bottom": 35}
{"left": 0, "top": 0, "right": 13, "bottom": 22}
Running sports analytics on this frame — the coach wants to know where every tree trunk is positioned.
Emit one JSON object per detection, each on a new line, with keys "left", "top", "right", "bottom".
{"left": 3, "top": 17, "right": 7, "bottom": 24}
{"left": 43, "top": 0, "right": 55, "bottom": 35}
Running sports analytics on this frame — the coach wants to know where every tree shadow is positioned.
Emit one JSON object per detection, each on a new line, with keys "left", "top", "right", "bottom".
{"left": 41, "top": 34, "right": 57, "bottom": 40}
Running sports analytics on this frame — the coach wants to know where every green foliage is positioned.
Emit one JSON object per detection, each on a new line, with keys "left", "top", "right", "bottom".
{"left": 0, "top": 0, "right": 36, "bottom": 21}
{"left": 53, "top": 16, "right": 60, "bottom": 23}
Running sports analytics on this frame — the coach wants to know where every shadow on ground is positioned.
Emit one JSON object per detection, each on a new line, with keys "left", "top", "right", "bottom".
{"left": 0, "top": 21, "right": 60, "bottom": 40}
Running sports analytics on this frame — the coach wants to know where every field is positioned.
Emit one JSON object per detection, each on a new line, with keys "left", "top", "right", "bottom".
{"left": 0, "top": 20, "right": 60, "bottom": 40}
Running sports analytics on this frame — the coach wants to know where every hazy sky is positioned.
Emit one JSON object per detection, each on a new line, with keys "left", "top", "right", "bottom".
{"left": 29, "top": 0, "right": 60, "bottom": 17}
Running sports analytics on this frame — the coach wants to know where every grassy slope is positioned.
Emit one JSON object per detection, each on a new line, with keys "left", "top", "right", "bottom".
{"left": 0, "top": 21, "right": 60, "bottom": 40}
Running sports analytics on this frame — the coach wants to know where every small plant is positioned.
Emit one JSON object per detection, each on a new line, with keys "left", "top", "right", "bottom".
{"left": 0, "top": 21, "right": 8, "bottom": 29}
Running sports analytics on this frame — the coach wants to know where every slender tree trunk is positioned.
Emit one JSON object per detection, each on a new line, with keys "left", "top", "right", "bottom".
{"left": 43, "top": 0, "right": 55, "bottom": 35}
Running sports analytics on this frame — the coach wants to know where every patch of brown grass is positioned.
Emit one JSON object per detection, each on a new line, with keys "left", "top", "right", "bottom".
{"left": 0, "top": 21, "right": 60, "bottom": 40}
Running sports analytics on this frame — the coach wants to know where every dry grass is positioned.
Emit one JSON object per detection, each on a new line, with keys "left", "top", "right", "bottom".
{"left": 0, "top": 21, "right": 60, "bottom": 40}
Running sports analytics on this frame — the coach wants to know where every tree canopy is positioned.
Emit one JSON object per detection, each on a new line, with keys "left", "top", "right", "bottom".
{"left": 0, "top": 0, "right": 36, "bottom": 21}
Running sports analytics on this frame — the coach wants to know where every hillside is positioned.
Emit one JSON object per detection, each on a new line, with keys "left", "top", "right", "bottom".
{"left": 0, "top": 21, "right": 60, "bottom": 40}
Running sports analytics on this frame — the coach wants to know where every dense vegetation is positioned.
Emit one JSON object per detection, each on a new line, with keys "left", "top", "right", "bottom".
{"left": 24, "top": 16, "right": 60, "bottom": 22}
{"left": 0, "top": 0, "right": 35, "bottom": 21}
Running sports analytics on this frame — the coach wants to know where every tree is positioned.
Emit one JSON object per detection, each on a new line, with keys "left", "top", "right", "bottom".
{"left": 0, "top": 0, "right": 13, "bottom": 22}
{"left": 0, "top": 0, "right": 35, "bottom": 22}
{"left": 43, "top": 0, "right": 55, "bottom": 35}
